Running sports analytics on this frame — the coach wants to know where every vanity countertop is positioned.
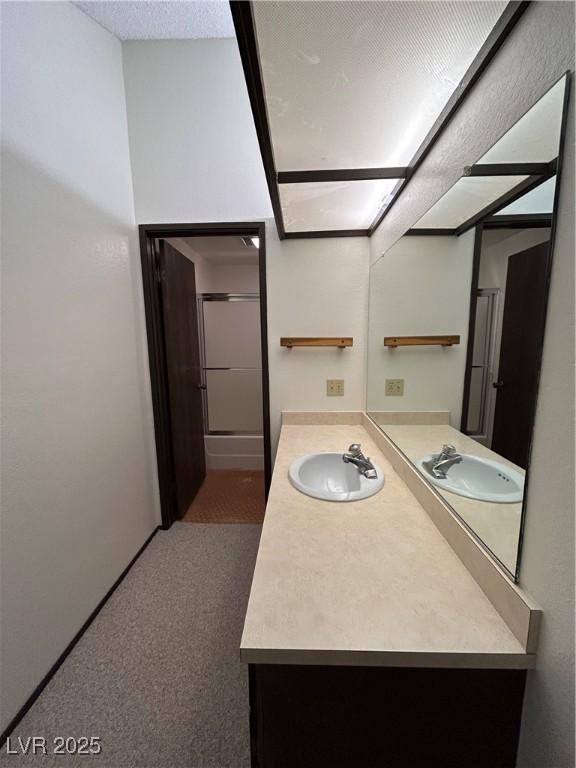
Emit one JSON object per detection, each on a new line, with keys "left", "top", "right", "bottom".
{"left": 381, "top": 422, "right": 524, "bottom": 476}
{"left": 381, "top": 423, "right": 524, "bottom": 574}
{"left": 240, "top": 423, "right": 534, "bottom": 668}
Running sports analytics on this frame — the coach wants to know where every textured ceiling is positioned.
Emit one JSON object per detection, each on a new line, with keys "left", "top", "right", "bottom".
{"left": 279, "top": 179, "right": 400, "bottom": 231}
{"left": 415, "top": 176, "right": 528, "bottom": 229}
{"left": 253, "top": 0, "right": 508, "bottom": 172}
{"left": 76, "top": 2, "right": 234, "bottom": 40}
{"left": 252, "top": 0, "right": 508, "bottom": 232}
{"left": 368, "top": 5, "right": 572, "bottom": 260}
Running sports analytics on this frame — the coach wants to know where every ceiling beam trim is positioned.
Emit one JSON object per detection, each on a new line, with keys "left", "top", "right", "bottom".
{"left": 277, "top": 168, "right": 409, "bottom": 184}
{"left": 464, "top": 160, "right": 557, "bottom": 176}
{"left": 367, "top": 0, "right": 531, "bottom": 235}
{"left": 482, "top": 213, "right": 553, "bottom": 228}
{"left": 405, "top": 228, "right": 457, "bottom": 236}
{"left": 229, "top": 1, "right": 286, "bottom": 239}
{"left": 283, "top": 229, "right": 370, "bottom": 240}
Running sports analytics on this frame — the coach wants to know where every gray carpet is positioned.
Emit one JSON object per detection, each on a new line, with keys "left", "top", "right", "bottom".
{"left": 0, "top": 523, "right": 261, "bottom": 768}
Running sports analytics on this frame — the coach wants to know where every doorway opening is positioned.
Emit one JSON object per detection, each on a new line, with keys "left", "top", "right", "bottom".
{"left": 461, "top": 222, "right": 551, "bottom": 468}
{"left": 139, "top": 223, "right": 270, "bottom": 529}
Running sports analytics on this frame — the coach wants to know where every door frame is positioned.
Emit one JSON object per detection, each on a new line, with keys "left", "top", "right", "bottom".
{"left": 139, "top": 222, "right": 271, "bottom": 529}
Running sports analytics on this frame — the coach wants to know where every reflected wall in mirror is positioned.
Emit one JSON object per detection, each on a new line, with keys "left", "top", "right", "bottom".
{"left": 366, "top": 73, "right": 570, "bottom": 582}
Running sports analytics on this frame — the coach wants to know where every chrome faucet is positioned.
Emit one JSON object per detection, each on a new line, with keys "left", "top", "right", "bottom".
{"left": 430, "top": 444, "right": 462, "bottom": 478}
{"left": 342, "top": 443, "right": 378, "bottom": 479}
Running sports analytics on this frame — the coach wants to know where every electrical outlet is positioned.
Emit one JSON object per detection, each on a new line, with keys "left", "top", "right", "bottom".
{"left": 385, "top": 378, "right": 404, "bottom": 396}
{"left": 327, "top": 379, "right": 345, "bottom": 397}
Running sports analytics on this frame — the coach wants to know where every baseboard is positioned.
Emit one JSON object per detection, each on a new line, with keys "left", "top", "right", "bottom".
{"left": 0, "top": 525, "right": 160, "bottom": 746}
{"left": 206, "top": 455, "right": 265, "bottom": 471}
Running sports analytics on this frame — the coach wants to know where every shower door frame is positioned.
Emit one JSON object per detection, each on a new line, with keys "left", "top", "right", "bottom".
{"left": 139, "top": 222, "right": 271, "bottom": 529}
{"left": 197, "top": 293, "right": 263, "bottom": 437}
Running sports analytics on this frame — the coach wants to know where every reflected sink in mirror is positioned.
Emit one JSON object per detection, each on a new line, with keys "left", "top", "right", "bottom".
{"left": 289, "top": 453, "right": 384, "bottom": 502}
{"left": 365, "top": 73, "right": 570, "bottom": 581}
{"left": 417, "top": 454, "right": 524, "bottom": 503}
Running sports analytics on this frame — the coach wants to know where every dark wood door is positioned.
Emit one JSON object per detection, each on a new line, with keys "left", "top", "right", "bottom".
{"left": 492, "top": 241, "right": 550, "bottom": 468}
{"left": 159, "top": 240, "right": 206, "bottom": 519}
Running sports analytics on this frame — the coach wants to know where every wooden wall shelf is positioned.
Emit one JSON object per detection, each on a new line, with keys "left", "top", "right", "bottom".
{"left": 384, "top": 335, "right": 460, "bottom": 348}
{"left": 281, "top": 337, "right": 353, "bottom": 349}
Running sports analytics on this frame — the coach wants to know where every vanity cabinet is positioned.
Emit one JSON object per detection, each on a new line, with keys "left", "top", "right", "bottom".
{"left": 242, "top": 423, "right": 536, "bottom": 768}
{"left": 248, "top": 664, "right": 526, "bottom": 768}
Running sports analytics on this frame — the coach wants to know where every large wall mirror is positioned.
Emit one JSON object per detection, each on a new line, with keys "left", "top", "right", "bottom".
{"left": 366, "top": 73, "right": 571, "bottom": 582}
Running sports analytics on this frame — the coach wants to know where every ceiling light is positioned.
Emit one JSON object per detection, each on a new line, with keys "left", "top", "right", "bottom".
{"left": 241, "top": 236, "right": 260, "bottom": 248}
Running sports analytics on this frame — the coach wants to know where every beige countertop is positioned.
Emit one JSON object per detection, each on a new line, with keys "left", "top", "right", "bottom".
{"left": 240, "top": 424, "right": 534, "bottom": 669}
{"left": 381, "top": 424, "right": 524, "bottom": 574}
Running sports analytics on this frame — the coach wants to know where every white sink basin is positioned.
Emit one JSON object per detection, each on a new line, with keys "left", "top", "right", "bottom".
{"left": 289, "top": 452, "right": 384, "bottom": 502}
{"left": 417, "top": 454, "right": 524, "bottom": 503}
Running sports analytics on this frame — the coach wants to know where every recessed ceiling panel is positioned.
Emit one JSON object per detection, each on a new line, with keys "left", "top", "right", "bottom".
{"left": 480, "top": 78, "right": 565, "bottom": 164}
{"left": 414, "top": 176, "right": 528, "bottom": 230}
{"left": 495, "top": 176, "right": 556, "bottom": 216}
{"left": 280, "top": 179, "right": 400, "bottom": 232}
{"left": 253, "top": 1, "right": 507, "bottom": 171}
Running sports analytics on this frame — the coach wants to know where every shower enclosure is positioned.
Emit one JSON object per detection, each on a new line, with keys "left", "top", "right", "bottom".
{"left": 198, "top": 293, "right": 264, "bottom": 470}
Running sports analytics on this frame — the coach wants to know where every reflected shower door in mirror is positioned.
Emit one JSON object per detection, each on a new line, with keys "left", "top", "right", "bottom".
{"left": 366, "top": 73, "right": 570, "bottom": 581}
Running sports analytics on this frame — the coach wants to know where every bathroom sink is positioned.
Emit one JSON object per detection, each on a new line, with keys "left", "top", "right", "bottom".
{"left": 417, "top": 454, "right": 524, "bottom": 503}
{"left": 289, "top": 453, "right": 384, "bottom": 502}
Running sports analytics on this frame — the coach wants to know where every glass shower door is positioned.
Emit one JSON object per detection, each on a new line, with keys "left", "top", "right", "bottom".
{"left": 200, "top": 295, "right": 262, "bottom": 435}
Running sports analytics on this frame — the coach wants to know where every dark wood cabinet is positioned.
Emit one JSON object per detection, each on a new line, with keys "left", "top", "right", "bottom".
{"left": 249, "top": 663, "right": 526, "bottom": 768}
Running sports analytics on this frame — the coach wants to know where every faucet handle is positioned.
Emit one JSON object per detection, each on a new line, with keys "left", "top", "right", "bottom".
{"left": 442, "top": 444, "right": 457, "bottom": 454}
{"left": 348, "top": 443, "right": 362, "bottom": 456}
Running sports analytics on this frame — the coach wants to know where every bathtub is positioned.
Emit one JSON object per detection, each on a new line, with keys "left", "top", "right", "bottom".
{"left": 204, "top": 434, "right": 264, "bottom": 471}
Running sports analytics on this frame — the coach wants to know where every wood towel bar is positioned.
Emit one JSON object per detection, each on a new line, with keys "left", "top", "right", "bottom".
{"left": 384, "top": 335, "right": 460, "bottom": 347}
{"left": 281, "top": 337, "right": 353, "bottom": 349}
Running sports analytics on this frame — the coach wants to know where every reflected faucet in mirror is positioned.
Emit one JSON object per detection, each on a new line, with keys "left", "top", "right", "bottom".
{"left": 429, "top": 445, "right": 462, "bottom": 478}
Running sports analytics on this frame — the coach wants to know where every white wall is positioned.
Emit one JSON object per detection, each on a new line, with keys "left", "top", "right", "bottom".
{"left": 123, "top": 41, "right": 371, "bottom": 454}
{"left": 207, "top": 265, "right": 259, "bottom": 294}
{"left": 370, "top": 1, "right": 575, "bottom": 260}
{"left": 122, "top": 40, "right": 273, "bottom": 224}
{"left": 479, "top": 228, "right": 551, "bottom": 291}
{"left": 516, "top": 90, "right": 575, "bottom": 768}
{"left": 166, "top": 238, "right": 260, "bottom": 293}
{"left": 0, "top": 2, "right": 159, "bottom": 732}
{"left": 366, "top": 233, "right": 474, "bottom": 426}
{"left": 266, "top": 225, "right": 370, "bottom": 449}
